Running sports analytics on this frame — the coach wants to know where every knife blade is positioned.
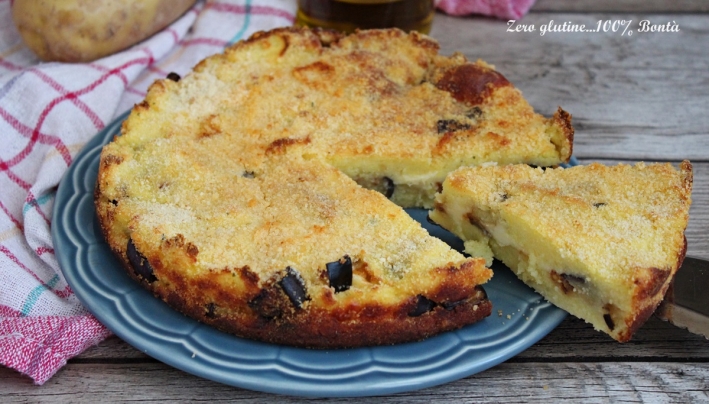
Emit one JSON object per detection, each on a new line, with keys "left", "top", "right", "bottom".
{"left": 655, "top": 256, "right": 709, "bottom": 339}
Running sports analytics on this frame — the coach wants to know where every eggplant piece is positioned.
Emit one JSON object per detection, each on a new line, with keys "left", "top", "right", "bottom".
{"left": 127, "top": 238, "right": 156, "bottom": 283}
{"left": 354, "top": 176, "right": 395, "bottom": 199}
{"left": 279, "top": 267, "right": 309, "bottom": 308}
{"left": 408, "top": 295, "right": 436, "bottom": 317}
{"left": 205, "top": 302, "right": 217, "bottom": 318}
{"left": 437, "top": 119, "right": 471, "bottom": 134}
{"left": 326, "top": 255, "right": 352, "bottom": 292}
{"left": 383, "top": 177, "right": 395, "bottom": 199}
{"left": 466, "top": 106, "right": 483, "bottom": 119}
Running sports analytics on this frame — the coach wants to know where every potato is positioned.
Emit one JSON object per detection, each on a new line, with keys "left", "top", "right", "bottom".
{"left": 12, "top": 0, "right": 196, "bottom": 63}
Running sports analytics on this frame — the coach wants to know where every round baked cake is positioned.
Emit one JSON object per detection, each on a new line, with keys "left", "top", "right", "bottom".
{"left": 95, "top": 27, "right": 573, "bottom": 347}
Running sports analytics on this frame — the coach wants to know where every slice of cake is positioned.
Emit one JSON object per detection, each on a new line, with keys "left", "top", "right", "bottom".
{"left": 429, "top": 162, "right": 693, "bottom": 342}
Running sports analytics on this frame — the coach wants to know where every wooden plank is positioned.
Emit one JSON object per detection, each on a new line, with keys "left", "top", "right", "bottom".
{"left": 532, "top": 0, "right": 709, "bottom": 14}
{"left": 519, "top": 316, "right": 709, "bottom": 360}
{"left": 69, "top": 336, "right": 153, "bottom": 361}
{"left": 430, "top": 14, "right": 709, "bottom": 161}
{"left": 2, "top": 362, "right": 708, "bottom": 402}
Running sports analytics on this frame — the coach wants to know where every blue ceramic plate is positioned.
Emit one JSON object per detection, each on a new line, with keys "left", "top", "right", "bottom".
{"left": 53, "top": 112, "right": 568, "bottom": 397}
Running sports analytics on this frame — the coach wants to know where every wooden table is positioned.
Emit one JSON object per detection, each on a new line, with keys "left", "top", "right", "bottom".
{"left": 3, "top": 0, "right": 708, "bottom": 402}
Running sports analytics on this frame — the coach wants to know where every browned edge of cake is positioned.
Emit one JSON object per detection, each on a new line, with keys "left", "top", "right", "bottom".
{"left": 618, "top": 161, "right": 693, "bottom": 342}
{"left": 92, "top": 198, "right": 493, "bottom": 348}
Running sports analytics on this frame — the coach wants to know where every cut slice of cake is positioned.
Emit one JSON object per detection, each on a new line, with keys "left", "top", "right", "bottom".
{"left": 429, "top": 162, "right": 693, "bottom": 342}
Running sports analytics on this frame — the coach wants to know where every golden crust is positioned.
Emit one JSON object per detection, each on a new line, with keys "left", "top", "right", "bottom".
{"left": 114, "top": 27, "right": 573, "bottom": 208}
{"left": 430, "top": 162, "right": 693, "bottom": 342}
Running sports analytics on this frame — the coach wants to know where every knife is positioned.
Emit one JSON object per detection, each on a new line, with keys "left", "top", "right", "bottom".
{"left": 655, "top": 256, "right": 709, "bottom": 339}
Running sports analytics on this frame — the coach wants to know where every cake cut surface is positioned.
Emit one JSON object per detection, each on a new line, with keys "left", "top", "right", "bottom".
{"left": 429, "top": 162, "right": 693, "bottom": 342}
{"left": 91, "top": 26, "right": 575, "bottom": 347}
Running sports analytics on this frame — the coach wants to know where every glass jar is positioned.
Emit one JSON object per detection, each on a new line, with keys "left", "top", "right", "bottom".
{"left": 295, "top": 0, "right": 435, "bottom": 34}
